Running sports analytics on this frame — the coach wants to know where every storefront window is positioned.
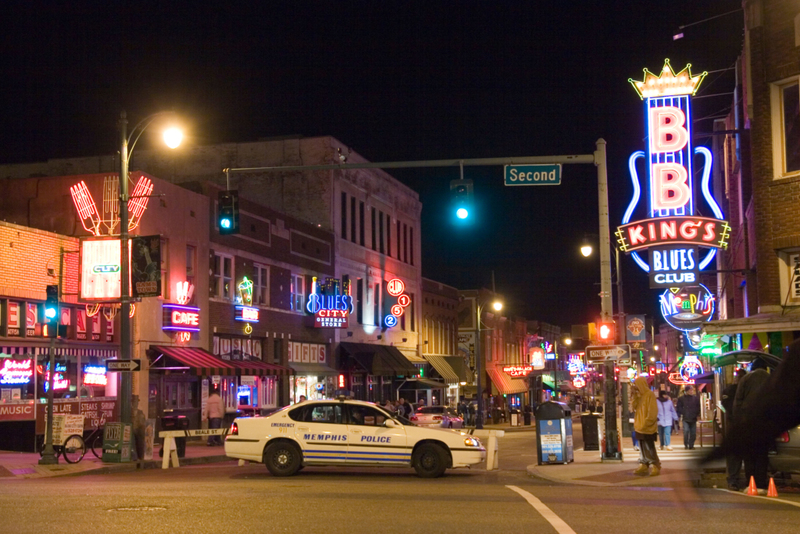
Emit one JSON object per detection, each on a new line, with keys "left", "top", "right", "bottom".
{"left": 36, "top": 355, "right": 78, "bottom": 400}
{"left": 0, "top": 357, "right": 36, "bottom": 401}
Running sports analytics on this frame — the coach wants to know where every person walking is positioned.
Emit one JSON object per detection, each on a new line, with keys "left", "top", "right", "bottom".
{"left": 468, "top": 401, "right": 476, "bottom": 427}
{"left": 733, "top": 358, "right": 771, "bottom": 493}
{"left": 677, "top": 385, "right": 701, "bottom": 449}
{"left": 656, "top": 391, "right": 678, "bottom": 451}
{"left": 457, "top": 399, "right": 468, "bottom": 424}
{"left": 722, "top": 368, "right": 747, "bottom": 491}
{"left": 631, "top": 377, "right": 661, "bottom": 476}
{"left": 203, "top": 386, "right": 224, "bottom": 446}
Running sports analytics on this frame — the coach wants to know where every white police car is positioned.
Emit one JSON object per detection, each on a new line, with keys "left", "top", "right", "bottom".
{"left": 224, "top": 398, "right": 485, "bottom": 478}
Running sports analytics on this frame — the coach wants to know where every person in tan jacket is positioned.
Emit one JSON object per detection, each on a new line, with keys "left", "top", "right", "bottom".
{"left": 631, "top": 377, "right": 661, "bottom": 476}
{"left": 203, "top": 387, "right": 225, "bottom": 446}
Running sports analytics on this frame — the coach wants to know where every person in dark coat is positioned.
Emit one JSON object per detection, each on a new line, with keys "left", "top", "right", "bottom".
{"left": 676, "top": 385, "right": 701, "bottom": 449}
{"left": 733, "top": 357, "right": 771, "bottom": 492}
{"left": 706, "top": 340, "right": 800, "bottom": 493}
{"left": 722, "top": 368, "right": 747, "bottom": 490}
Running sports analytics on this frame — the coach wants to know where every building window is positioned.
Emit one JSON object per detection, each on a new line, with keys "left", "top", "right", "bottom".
{"left": 185, "top": 245, "right": 196, "bottom": 289}
{"left": 397, "top": 221, "right": 401, "bottom": 260}
{"left": 254, "top": 264, "right": 269, "bottom": 306}
{"left": 350, "top": 197, "right": 356, "bottom": 243}
{"left": 379, "top": 211, "right": 385, "bottom": 254}
{"left": 160, "top": 238, "right": 169, "bottom": 300}
{"left": 357, "top": 278, "right": 364, "bottom": 324}
{"left": 371, "top": 208, "right": 377, "bottom": 250}
{"left": 341, "top": 192, "right": 347, "bottom": 239}
{"left": 403, "top": 223, "right": 408, "bottom": 264}
{"left": 291, "top": 274, "right": 305, "bottom": 312}
{"left": 780, "top": 251, "right": 800, "bottom": 304}
{"left": 410, "top": 228, "right": 414, "bottom": 266}
{"left": 386, "top": 214, "right": 392, "bottom": 257}
{"left": 374, "top": 283, "right": 381, "bottom": 326}
{"left": 359, "top": 201, "right": 365, "bottom": 246}
{"left": 212, "top": 253, "right": 233, "bottom": 299}
{"left": 782, "top": 82, "right": 800, "bottom": 174}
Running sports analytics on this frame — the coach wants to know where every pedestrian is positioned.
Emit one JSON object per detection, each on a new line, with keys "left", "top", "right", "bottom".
{"left": 676, "top": 385, "right": 701, "bottom": 449}
{"left": 417, "top": 397, "right": 426, "bottom": 408}
{"left": 397, "top": 398, "right": 410, "bottom": 418}
{"left": 733, "top": 357, "right": 771, "bottom": 493}
{"left": 457, "top": 399, "right": 467, "bottom": 424}
{"left": 203, "top": 386, "right": 224, "bottom": 446}
{"left": 298, "top": 395, "right": 307, "bottom": 403}
{"left": 722, "top": 368, "right": 747, "bottom": 491}
{"left": 631, "top": 377, "right": 661, "bottom": 476}
{"left": 382, "top": 398, "right": 395, "bottom": 414}
{"left": 468, "top": 401, "right": 476, "bottom": 426}
{"left": 657, "top": 391, "right": 678, "bottom": 451}
{"left": 629, "top": 415, "right": 638, "bottom": 451}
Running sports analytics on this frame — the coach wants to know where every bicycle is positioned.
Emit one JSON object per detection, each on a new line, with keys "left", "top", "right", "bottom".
{"left": 37, "top": 432, "right": 86, "bottom": 464}
{"left": 84, "top": 425, "right": 104, "bottom": 459}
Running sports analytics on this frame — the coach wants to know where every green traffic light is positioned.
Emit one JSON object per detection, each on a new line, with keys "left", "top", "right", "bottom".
{"left": 220, "top": 218, "right": 232, "bottom": 229}
{"left": 456, "top": 207, "right": 469, "bottom": 219}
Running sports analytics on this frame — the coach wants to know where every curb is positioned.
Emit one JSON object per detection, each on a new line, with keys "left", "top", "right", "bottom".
{"left": 526, "top": 464, "right": 701, "bottom": 488}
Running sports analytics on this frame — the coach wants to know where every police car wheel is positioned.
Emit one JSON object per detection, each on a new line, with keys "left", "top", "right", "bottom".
{"left": 264, "top": 441, "right": 301, "bottom": 477}
{"left": 413, "top": 443, "right": 448, "bottom": 478}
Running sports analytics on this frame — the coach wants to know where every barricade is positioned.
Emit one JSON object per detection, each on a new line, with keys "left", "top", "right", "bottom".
{"left": 467, "top": 429, "right": 505, "bottom": 470}
{"left": 158, "top": 428, "right": 228, "bottom": 469}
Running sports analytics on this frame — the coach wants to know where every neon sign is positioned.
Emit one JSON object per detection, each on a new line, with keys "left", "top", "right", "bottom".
{"left": 659, "top": 284, "right": 715, "bottom": 332}
{"left": 572, "top": 375, "right": 586, "bottom": 388}
{"left": 83, "top": 365, "right": 108, "bottom": 386}
{"left": 383, "top": 278, "right": 411, "bottom": 329}
{"left": 567, "top": 356, "right": 586, "bottom": 375}
{"left": 502, "top": 365, "right": 533, "bottom": 377}
{"left": 529, "top": 347, "right": 545, "bottom": 370}
{"left": 679, "top": 355, "right": 704, "bottom": 382}
{"left": 162, "top": 303, "right": 201, "bottom": 332}
{"left": 235, "top": 305, "right": 260, "bottom": 322}
{"left": 80, "top": 238, "right": 131, "bottom": 301}
{"left": 40, "top": 362, "right": 68, "bottom": 391}
{"left": 307, "top": 277, "right": 353, "bottom": 328}
{"left": 0, "top": 359, "right": 34, "bottom": 385}
{"left": 618, "top": 60, "right": 728, "bottom": 277}
{"left": 176, "top": 281, "right": 194, "bottom": 305}
{"left": 70, "top": 176, "right": 154, "bottom": 237}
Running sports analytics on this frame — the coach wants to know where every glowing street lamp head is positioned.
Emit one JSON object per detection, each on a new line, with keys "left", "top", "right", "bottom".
{"left": 492, "top": 301, "right": 503, "bottom": 312}
{"left": 580, "top": 244, "right": 593, "bottom": 257}
{"left": 163, "top": 127, "right": 183, "bottom": 149}
{"left": 456, "top": 207, "right": 469, "bottom": 219}
{"left": 564, "top": 337, "right": 573, "bottom": 346}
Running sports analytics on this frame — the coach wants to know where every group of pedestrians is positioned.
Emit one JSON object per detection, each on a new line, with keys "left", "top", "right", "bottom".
{"left": 381, "top": 398, "right": 415, "bottom": 418}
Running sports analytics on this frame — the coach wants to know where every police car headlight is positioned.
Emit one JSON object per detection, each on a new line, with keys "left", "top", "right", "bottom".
{"left": 464, "top": 437, "right": 480, "bottom": 447}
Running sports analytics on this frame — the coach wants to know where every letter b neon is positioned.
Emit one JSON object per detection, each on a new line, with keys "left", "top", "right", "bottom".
{"left": 650, "top": 106, "right": 688, "bottom": 153}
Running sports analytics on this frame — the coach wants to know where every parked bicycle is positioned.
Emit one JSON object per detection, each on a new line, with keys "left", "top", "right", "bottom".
{"left": 38, "top": 413, "right": 94, "bottom": 464}
{"left": 37, "top": 431, "right": 86, "bottom": 464}
{"left": 84, "top": 425, "right": 104, "bottom": 459}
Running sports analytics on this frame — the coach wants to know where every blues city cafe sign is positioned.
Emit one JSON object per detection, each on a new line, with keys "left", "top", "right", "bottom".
{"left": 307, "top": 277, "right": 354, "bottom": 328}
{"left": 617, "top": 60, "right": 728, "bottom": 329}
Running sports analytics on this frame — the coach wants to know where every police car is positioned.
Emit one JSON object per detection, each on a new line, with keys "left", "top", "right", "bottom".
{"left": 224, "top": 398, "right": 486, "bottom": 478}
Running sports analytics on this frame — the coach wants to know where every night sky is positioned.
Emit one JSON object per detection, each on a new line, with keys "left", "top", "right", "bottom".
{"left": 1, "top": 1, "right": 744, "bottom": 331}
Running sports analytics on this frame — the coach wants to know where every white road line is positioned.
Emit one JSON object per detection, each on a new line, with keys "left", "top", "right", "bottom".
{"left": 506, "top": 485, "right": 577, "bottom": 534}
{"left": 715, "top": 488, "right": 800, "bottom": 509}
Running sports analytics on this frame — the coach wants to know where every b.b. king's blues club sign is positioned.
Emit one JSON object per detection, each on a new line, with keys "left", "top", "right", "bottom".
{"left": 617, "top": 60, "right": 730, "bottom": 335}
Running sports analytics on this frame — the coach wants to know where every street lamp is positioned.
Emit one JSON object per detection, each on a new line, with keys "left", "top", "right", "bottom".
{"left": 474, "top": 298, "right": 502, "bottom": 429}
{"left": 118, "top": 111, "right": 182, "bottom": 425}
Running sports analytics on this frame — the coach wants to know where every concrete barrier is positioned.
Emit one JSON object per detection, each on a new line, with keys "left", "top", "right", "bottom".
{"left": 158, "top": 429, "right": 228, "bottom": 469}
{"left": 467, "top": 429, "right": 504, "bottom": 470}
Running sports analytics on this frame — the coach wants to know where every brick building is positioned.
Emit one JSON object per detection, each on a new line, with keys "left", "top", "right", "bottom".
{"left": 705, "top": 0, "right": 800, "bottom": 350}
{"left": 420, "top": 278, "right": 465, "bottom": 405}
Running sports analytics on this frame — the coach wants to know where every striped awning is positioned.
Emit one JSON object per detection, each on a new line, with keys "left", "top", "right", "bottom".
{"left": 149, "top": 345, "right": 290, "bottom": 376}
{"left": 487, "top": 368, "right": 528, "bottom": 395}
{"left": 0, "top": 345, "right": 118, "bottom": 359}
{"left": 425, "top": 355, "right": 460, "bottom": 383}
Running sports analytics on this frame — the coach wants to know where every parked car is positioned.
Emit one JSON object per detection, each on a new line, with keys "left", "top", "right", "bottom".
{"left": 411, "top": 406, "right": 464, "bottom": 429}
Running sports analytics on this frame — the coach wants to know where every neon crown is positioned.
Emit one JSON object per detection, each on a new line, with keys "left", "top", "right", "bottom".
{"left": 629, "top": 59, "right": 707, "bottom": 99}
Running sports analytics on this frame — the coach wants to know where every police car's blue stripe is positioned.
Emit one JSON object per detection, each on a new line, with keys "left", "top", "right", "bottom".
{"left": 344, "top": 450, "right": 410, "bottom": 456}
{"left": 346, "top": 457, "right": 409, "bottom": 462}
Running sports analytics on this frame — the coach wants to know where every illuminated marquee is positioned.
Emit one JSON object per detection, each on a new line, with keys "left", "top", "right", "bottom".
{"left": 384, "top": 278, "right": 411, "bottom": 329}
{"left": 83, "top": 365, "right": 108, "bottom": 386}
{"left": 235, "top": 305, "right": 260, "bottom": 322}
{"left": 307, "top": 277, "right": 354, "bottom": 329}
{"left": 162, "top": 303, "right": 201, "bottom": 332}
{"left": 80, "top": 238, "right": 131, "bottom": 302}
{"left": 502, "top": 365, "right": 533, "bottom": 378}
{"left": 659, "top": 284, "right": 715, "bottom": 332}
{"left": 669, "top": 354, "right": 704, "bottom": 385}
{"left": 618, "top": 60, "right": 728, "bottom": 278}
{"left": 0, "top": 358, "right": 34, "bottom": 385}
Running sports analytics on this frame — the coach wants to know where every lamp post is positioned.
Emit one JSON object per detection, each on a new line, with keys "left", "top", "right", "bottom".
{"left": 118, "top": 111, "right": 182, "bottom": 425}
{"left": 474, "top": 297, "right": 502, "bottom": 429}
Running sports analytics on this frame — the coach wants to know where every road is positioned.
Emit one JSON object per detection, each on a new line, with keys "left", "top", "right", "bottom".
{"left": 1, "top": 432, "right": 798, "bottom": 534}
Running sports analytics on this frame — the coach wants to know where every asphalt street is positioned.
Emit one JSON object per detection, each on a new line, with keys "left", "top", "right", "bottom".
{"left": 1, "top": 432, "right": 798, "bottom": 534}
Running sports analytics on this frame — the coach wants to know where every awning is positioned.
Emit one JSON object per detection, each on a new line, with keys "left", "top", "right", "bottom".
{"left": 444, "top": 356, "right": 468, "bottom": 382}
{"left": 289, "top": 362, "right": 339, "bottom": 376}
{"left": 487, "top": 368, "right": 528, "bottom": 395}
{"left": 339, "top": 342, "right": 418, "bottom": 376}
{"left": 397, "top": 378, "right": 448, "bottom": 390}
{"left": 149, "top": 346, "right": 290, "bottom": 376}
{"left": 398, "top": 348, "right": 426, "bottom": 363}
{"left": 703, "top": 312, "right": 800, "bottom": 335}
{"left": 711, "top": 350, "right": 782, "bottom": 369}
{"left": 425, "top": 355, "right": 460, "bottom": 383}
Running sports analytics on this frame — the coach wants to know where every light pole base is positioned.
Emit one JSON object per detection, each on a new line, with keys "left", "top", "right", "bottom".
{"left": 38, "top": 449, "right": 59, "bottom": 465}
{"left": 601, "top": 453, "right": 623, "bottom": 463}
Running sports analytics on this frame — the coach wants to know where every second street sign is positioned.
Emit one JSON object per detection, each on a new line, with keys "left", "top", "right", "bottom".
{"left": 504, "top": 164, "right": 562, "bottom": 186}
{"left": 585, "top": 344, "right": 631, "bottom": 364}
{"left": 106, "top": 359, "right": 141, "bottom": 372}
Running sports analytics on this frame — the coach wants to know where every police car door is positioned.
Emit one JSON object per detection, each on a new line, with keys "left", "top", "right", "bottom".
{"left": 294, "top": 403, "right": 348, "bottom": 465}
{"left": 346, "top": 405, "right": 409, "bottom": 466}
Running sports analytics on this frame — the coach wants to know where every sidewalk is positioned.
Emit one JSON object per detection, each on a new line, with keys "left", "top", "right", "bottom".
{"left": 527, "top": 433, "right": 721, "bottom": 487}
{"left": 0, "top": 440, "right": 230, "bottom": 480}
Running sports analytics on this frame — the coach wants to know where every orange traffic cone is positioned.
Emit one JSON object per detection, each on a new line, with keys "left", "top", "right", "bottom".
{"left": 746, "top": 476, "right": 758, "bottom": 496}
{"left": 768, "top": 478, "right": 779, "bottom": 498}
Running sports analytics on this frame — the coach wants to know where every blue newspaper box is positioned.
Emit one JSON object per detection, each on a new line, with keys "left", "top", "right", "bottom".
{"left": 535, "top": 401, "right": 574, "bottom": 465}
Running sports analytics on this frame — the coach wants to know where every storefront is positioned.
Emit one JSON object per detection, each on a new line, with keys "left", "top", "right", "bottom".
{"left": 287, "top": 341, "right": 337, "bottom": 402}
{"left": 338, "top": 342, "right": 419, "bottom": 403}
{"left": 0, "top": 344, "right": 118, "bottom": 452}
{"left": 487, "top": 367, "right": 528, "bottom": 411}
{"left": 147, "top": 345, "right": 289, "bottom": 432}
{"left": 424, "top": 355, "right": 467, "bottom": 406}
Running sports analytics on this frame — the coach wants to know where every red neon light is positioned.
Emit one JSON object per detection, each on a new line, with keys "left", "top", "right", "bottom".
{"left": 127, "top": 176, "right": 153, "bottom": 231}
{"left": 649, "top": 106, "right": 688, "bottom": 154}
{"left": 397, "top": 294, "right": 411, "bottom": 307}
{"left": 177, "top": 331, "right": 191, "bottom": 343}
{"left": 652, "top": 163, "right": 690, "bottom": 211}
{"left": 387, "top": 278, "right": 405, "bottom": 297}
{"left": 390, "top": 304, "right": 404, "bottom": 317}
{"left": 617, "top": 216, "right": 730, "bottom": 252}
{"left": 171, "top": 310, "right": 200, "bottom": 327}
{"left": 502, "top": 365, "right": 533, "bottom": 377}
{"left": 338, "top": 374, "right": 345, "bottom": 388}
{"left": 176, "top": 281, "right": 194, "bottom": 305}
{"left": 240, "top": 307, "right": 259, "bottom": 321}
{"left": 0, "top": 359, "right": 34, "bottom": 385}
{"left": 70, "top": 181, "right": 101, "bottom": 236}
{"left": 83, "top": 372, "right": 108, "bottom": 386}
{"left": 316, "top": 309, "right": 349, "bottom": 318}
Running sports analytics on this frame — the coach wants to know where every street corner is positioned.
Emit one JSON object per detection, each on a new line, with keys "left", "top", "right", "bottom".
{"left": 527, "top": 461, "right": 700, "bottom": 488}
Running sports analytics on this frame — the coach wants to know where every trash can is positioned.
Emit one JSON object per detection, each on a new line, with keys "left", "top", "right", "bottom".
{"left": 160, "top": 415, "right": 189, "bottom": 458}
{"left": 510, "top": 409, "right": 519, "bottom": 427}
{"left": 523, "top": 407, "right": 532, "bottom": 426}
{"left": 580, "top": 413, "right": 600, "bottom": 451}
{"left": 535, "top": 401, "right": 575, "bottom": 465}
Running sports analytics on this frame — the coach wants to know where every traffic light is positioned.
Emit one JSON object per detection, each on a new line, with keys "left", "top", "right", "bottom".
{"left": 596, "top": 320, "right": 615, "bottom": 344}
{"left": 45, "top": 285, "right": 58, "bottom": 337}
{"left": 450, "top": 179, "right": 473, "bottom": 219}
{"left": 218, "top": 190, "right": 239, "bottom": 235}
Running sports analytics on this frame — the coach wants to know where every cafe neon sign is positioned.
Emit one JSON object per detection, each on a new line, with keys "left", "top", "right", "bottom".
{"left": 163, "top": 282, "right": 200, "bottom": 343}
{"left": 502, "top": 365, "right": 533, "bottom": 378}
